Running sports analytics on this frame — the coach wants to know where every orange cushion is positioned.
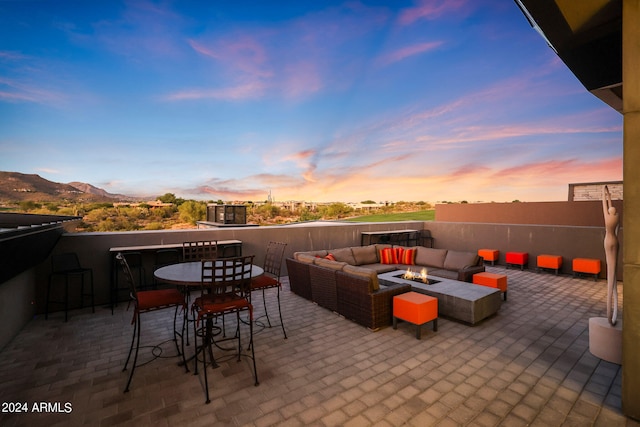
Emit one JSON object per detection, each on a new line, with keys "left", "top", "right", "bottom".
{"left": 478, "top": 249, "right": 499, "bottom": 261}
{"left": 137, "top": 289, "right": 185, "bottom": 311}
{"left": 380, "top": 247, "right": 400, "bottom": 264}
{"left": 399, "top": 248, "right": 416, "bottom": 265}
{"left": 394, "top": 292, "right": 438, "bottom": 324}
{"left": 537, "top": 255, "right": 562, "bottom": 269}
{"left": 573, "top": 258, "right": 601, "bottom": 274}
{"left": 325, "top": 253, "right": 336, "bottom": 261}
{"left": 473, "top": 272, "right": 507, "bottom": 292}
{"left": 506, "top": 252, "right": 528, "bottom": 264}
{"left": 251, "top": 275, "right": 279, "bottom": 290}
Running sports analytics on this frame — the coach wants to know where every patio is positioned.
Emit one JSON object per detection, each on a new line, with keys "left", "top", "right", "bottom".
{"left": 0, "top": 266, "right": 636, "bottom": 427}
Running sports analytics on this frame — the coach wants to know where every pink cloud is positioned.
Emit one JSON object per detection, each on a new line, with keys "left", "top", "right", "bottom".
{"left": 164, "top": 82, "right": 267, "bottom": 101}
{"left": 398, "top": 0, "right": 468, "bottom": 26}
{"left": 0, "top": 77, "right": 66, "bottom": 104}
{"left": 188, "top": 37, "right": 272, "bottom": 79}
{"left": 493, "top": 157, "right": 622, "bottom": 183}
{"left": 0, "top": 50, "right": 27, "bottom": 60}
{"left": 282, "top": 61, "right": 323, "bottom": 98}
{"left": 377, "top": 41, "right": 444, "bottom": 66}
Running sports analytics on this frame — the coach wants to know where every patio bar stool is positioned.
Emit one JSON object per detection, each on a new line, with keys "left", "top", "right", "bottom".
{"left": 46, "top": 253, "right": 95, "bottom": 322}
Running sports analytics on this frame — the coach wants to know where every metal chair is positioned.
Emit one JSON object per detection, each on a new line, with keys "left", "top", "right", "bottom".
{"left": 153, "top": 248, "right": 180, "bottom": 288}
{"left": 183, "top": 240, "right": 218, "bottom": 261}
{"left": 250, "top": 242, "right": 287, "bottom": 339}
{"left": 191, "top": 255, "right": 258, "bottom": 404}
{"left": 111, "top": 251, "right": 145, "bottom": 314}
{"left": 419, "top": 230, "right": 435, "bottom": 248}
{"left": 117, "top": 252, "right": 187, "bottom": 393}
{"left": 46, "top": 253, "right": 94, "bottom": 322}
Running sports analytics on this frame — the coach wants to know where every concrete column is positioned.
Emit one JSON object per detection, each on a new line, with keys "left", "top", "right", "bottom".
{"left": 622, "top": 0, "right": 640, "bottom": 420}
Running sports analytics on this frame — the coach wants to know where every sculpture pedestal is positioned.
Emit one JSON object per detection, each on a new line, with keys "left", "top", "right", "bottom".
{"left": 589, "top": 317, "right": 622, "bottom": 364}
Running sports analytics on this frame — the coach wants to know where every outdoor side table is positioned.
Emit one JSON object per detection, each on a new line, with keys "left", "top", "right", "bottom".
{"left": 393, "top": 292, "right": 438, "bottom": 339}
{"left": 473, "top": 272, "right": 508, "bottom": 301}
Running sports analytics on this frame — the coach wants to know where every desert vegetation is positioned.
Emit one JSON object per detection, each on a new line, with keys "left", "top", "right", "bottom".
{"left": 6, "top": 194, "right": 434, "bottom": 231}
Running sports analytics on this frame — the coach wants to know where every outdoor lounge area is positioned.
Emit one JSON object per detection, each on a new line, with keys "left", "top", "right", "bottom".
{"left": 0, "top": 265, "right": 635, "bottom": 426}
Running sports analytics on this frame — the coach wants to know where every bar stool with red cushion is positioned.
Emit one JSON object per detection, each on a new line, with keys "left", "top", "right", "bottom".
{"left": 116, "top": 253, "right": 187, "bottom": 393}
{"left": 250, "top": 241, "right": 288, "bottom": 339}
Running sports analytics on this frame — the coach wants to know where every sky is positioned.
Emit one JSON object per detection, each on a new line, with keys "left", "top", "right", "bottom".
{"left": 0, "top": 0, "right": 623, "bottom": 203}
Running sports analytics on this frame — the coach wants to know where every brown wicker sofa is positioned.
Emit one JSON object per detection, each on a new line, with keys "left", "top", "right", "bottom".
{"left": 285, "top": 244, "right": 485, "bottom": 330}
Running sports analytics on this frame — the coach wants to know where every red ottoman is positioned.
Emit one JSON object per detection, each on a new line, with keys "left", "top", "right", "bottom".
{"left": 506, "top": 252, "right": 528, "bottom": 270}
{"left": 537, "top": 254, "right": 563, "bottom": 275}
{"left": 478, "top": 249, "right": 499, "bottom": 266}
{"left": 393, "top": 292, "right": 438, "bottom": 339}
{"left": 473, "top": 272, "right": 508, "bottom": 301}
{"left": 573, "top": 258, "right": 601, "bottom": 281}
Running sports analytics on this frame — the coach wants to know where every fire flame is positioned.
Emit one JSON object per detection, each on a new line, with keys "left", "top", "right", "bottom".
{"left": 403, "top": 268, "right": 429, "bottom": 283}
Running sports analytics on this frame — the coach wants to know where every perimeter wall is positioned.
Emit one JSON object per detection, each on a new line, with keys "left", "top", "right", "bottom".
{"left": 431, "top": 200, "right": 623, "bottom": 279}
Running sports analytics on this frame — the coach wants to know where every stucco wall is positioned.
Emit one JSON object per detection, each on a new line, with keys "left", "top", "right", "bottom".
{"left": 424, "top": 221, "right": 621, "bottom": 278}
{"left": 435, "top": 200, "right": 623, "bottom": 227}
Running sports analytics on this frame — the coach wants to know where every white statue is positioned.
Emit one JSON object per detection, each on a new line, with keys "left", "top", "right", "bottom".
{"left": 602, "top": 185, "right": 619, "bottom": 325}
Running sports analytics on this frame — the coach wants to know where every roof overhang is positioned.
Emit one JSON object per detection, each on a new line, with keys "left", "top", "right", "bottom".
{"left": 515, "top": 0, "right": 622, "bottom": 113}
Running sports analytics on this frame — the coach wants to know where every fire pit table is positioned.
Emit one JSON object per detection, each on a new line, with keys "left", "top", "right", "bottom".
{"left": 378, "top": 270, "right": 502, "bottom": 325}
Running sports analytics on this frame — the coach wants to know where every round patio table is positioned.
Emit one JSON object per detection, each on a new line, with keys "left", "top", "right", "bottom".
{"left": 154, "top": 260, "right": 263, "bottom": 286}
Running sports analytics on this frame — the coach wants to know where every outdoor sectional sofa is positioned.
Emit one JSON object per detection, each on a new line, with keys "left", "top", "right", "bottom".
{"left": 285, "top": 244, "right": 485, "bottom": 330}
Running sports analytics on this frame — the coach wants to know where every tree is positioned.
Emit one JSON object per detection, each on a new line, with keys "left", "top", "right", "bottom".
{"left": 178, "top": 200, "right": 206, "bottom": 225}
{"left": 319, "top": 202, "right": 353, "bottom": 219}
{"left": 157, "top": 193, "right": 177, "bottom": 203}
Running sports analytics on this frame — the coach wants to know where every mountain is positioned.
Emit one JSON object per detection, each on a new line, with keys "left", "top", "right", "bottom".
{"left": 67, "top": 182, "right": 137, "bottom": 201}
{"left": 0, "top": 171, "right": 135, "bottom": 203}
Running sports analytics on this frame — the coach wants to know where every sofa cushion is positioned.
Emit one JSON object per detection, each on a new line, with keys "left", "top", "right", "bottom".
{"left": 343, "top": 264, "right": 379, "bottom": 292}
{"left": 380, "top": 247, "right": 400, "bottom": 264}
{"left": 429, "top": 268, "right": 458, "bottom": 280}
{"left": 314, "top": 258, "right": 347, "bottom": 270}
{"left": 443, "top": 250, "right": 480, "bottom": 270}
{"left": 294, "top": 250, "right": 327, "bottom": 260}
{"left": 359, "top": 263, "right": 397, "bottom": 274}
{"left": 351, "top": 245, "right": 378, "bottom": 265}
{"left": 296, "top": 254, "right": 317, "bottom": 264}
{"left": 398, "top": 248, "right": 416, "bottom": 265}
{"left": 415, "top": 247, "right": 448, "bottom": 268}
{"left": 374, "top": 244, "right": 392, "bottom": 261}
{"left": 330, "top": 247, "right": 357, "bottom": 265}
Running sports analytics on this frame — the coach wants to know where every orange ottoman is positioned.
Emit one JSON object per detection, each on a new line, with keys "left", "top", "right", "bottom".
{"left": 393, "top": 292, "right": 438, "bottom": 339}
{"left": 506, "top": 252, "right": 528, "bottom": 270}
{"left": 537, "top": 254, "right": 563, "bottom": 275}
{"left": 573, "top": 258, "right": 601, "bottom": 281}
{"left": 473, "top": 272, "right": 508, "bottom": 301}
{"left": 478, "top": 249, "right": 499, "bottom": 266}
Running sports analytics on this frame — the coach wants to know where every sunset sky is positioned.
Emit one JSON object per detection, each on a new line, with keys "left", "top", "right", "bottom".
{"left": 0, "top": 0, "right": 622, "bottom": 203}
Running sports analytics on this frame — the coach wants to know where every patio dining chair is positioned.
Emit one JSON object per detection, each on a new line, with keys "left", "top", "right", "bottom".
{"left": 250, "top": 241, "right": 288, "bottom": 339}
{"left": 153, "top": 248, "right": 180, "bottom": 288}
{"left": 183, "top": 240, "right": 218, "bottom": 261}
{"left": 116, "top": 252, "right": 187, "bottom": 393}
{"left": 191, "top": 255, "right": 258, "bottom": 404}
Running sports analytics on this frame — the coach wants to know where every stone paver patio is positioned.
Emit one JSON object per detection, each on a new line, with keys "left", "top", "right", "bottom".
{"left": 0, "top": 266, "right": 637, "bottom": 426}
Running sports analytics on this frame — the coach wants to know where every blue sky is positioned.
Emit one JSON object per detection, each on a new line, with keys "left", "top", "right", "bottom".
{"left": 0, "top": 0, "right": 622, "bottom": 203}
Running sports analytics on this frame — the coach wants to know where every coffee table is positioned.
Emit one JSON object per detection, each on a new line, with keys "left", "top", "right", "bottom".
{"left": 378, "top": 270, "right": 502, "bottom": 325}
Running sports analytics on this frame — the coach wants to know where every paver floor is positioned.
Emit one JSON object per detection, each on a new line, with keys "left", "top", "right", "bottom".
{"left": 0, "top": 266, "right": 638, "bottom": 426}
